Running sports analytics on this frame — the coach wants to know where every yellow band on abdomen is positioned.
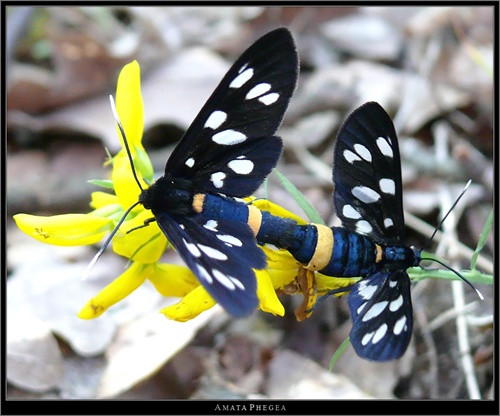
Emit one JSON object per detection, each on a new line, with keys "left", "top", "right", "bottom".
{"left": 375, "top": 244, "right": 383, "bottom": 263}
{"left": 305, "top": 224, "right": 334, "bottom": 271}
{"left": 247, "top": 205, "right": 262, "bottom": 237}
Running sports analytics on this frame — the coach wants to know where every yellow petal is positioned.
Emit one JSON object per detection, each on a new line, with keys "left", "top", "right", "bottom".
{"left": 256, "top": 269, "right": 285, "bottom": 316}
{"left": 90, "top": 191, "right": 119, "bottom": 210}
{"left": 78, "top": 262, "right": 149, "bottom": 319}
{"left": 160, "top": 286, "right": 216, "bottom": 322}
{"left": 268, "top": 268, "right": 299, "bottom": 291}
{"left": 111, "top": 151, "right": 147, "bottom": 209}
{"left": 250, "top": 199, "right": 307, "bottom": 225}
{"left": 147, "top": 263, "right": 200, "bottom": 297}
{"left": 116, "top": 60, "right": 144, "bottom": 150}
{"left": 13, "top": 213, "right": 112, "bottom": 246}
{"left": 316, "top": 273, "right": 360, "bottom": 297}
{"left": 115, "top": 61, "right": 154, "bottom": 182}
{"left": 112, "top": 209, "right": 168, "bottom": 263}
{"left": 262, "top": 246, "right": 299, "bottom": 270}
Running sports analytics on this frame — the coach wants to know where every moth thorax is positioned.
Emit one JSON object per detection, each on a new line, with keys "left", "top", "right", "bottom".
{"left": 139, "top": 176, "right": 195, "bottom": 216}
{"left": 382, "top": 245, "right": 421, "bottom": 269}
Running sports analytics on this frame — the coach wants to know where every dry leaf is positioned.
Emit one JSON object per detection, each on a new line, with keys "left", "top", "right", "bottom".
{"left": 7, "top": 314, "right": 64, "bottom": 392}
{"left": 97, "top": 307, "right": 219, "bottom": 398}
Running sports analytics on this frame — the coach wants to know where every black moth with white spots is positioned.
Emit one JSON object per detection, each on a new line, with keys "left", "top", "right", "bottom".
{"left": 250, "top": 102, "right": 471, "bottom": 361}
{"left": 139, "top": 28, "right": 299, "bottom": 317}
{"left": 333, "top": 102, "right": 421, "bottom": 361}
{"left": 249, "top": 102, "right": 421, "bottom": 360}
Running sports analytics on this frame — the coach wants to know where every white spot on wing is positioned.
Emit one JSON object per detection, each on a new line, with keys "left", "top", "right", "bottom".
{"left": 213, "top": 269, "right": 236, "bottom": 290}
{"left": 356, "top": 220, "right": 373, "bottom": 234}
{"left": 389, "top": 295, "right": 403, "bottom": 312}
{"left": 246, "top": 83, "right": 271, "bottom": 99}
{"left": 203, "top": 220, "right": 218, "bottom": 232}
{"left": 204, "top": 110, "right": 227, "bottom": 129}
{"left": 230, "top": 276, "right": 245, "bottom": 290}
{"left": 343, "top": 205, "right": 362, "bottom": 219}
{"left": 379, "top": 178, "right": 395, "bottom": 195}
{"left": 217, "top": 234, "right": 243, "bottom": 247}
{"left": 229, "top": 67, "right": 253, "bottom": 88}
{"left": 372, "top": 323, "right": 388, "bottom": 344}
{"left": 211, "top": 172, "right": 226, "bottom": 188}
{"left": 197, "top": 265, "right": 213, "bottom": 284}
{"left": 183, "top": 239, "right": 201, "bottom": 257}
{"left": 198, "top": 244, "right": 228, "bottom": 261}
{"left": 354, "top": 144, "right": 372, "bottom": 162}
{"left": 185, "top": 157, "right": 195, "bottom": 168}
{"left": 357, "top": 302, "right": 367, "bottom": 315}
{"left": 358, "top": 282, "right": 377, "bottom": 300}
{"left": 393, "top": 316, "right": 407, "bottom": 334}
{"left": 212, "top": 129, "right": 247, "bottom": 145}
{"left": 259, "top": 93, "right": 279, "bottom": 105}
{"left": 228, "top": 159, "right": 254, "bottom": 174}
{"left": 343, "top": 150, "right": 361, "bottom": 164}
{"left": 377, "top": 136, "right": 393, "bottom": 158}
{"left": 362, "top": 301, "right": 388, "bottom": 321}
{"left": 352, "top": 186, "right": 381, "bottom": 203}
{"left": 384, "top": 218, "right": 394, "bottom": 228}
{"left": 361, "top": 332, "right": 374, "bottom": 346}
{"left": 212, "top": 270, "right": 245, "bottom": 291}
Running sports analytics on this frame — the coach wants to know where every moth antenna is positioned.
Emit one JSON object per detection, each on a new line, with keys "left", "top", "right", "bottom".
{"left": 109, "top": 95, "right": 144, "bottom": 191}
{"left": 83, "top": 201, "right": 141, "bottom": 280}
{"left": 420, "top": 180, "right": 482, "bottom": 300}
{"left": 421, "top": 256, "right": 484, "bottom": 300}
{"left": 424, "top": 180, "right": 472, "bottom": 249}
{"left": 84, "top": 98, "right": 146, "bottom": 278}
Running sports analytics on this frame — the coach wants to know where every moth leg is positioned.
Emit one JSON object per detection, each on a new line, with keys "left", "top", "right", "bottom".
{"left": 126, "top": 217, "right": 157, "bottom": 234}
{"left": 306, "top": 283, "right": 356, "bottom": 314}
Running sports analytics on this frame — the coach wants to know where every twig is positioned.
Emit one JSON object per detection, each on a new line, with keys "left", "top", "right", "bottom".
{"left": 427, "top": 301, "right": 478, "bottom": 332}
{"left": 466, "top": 313, "right": 494, "bottom": 328}
{"left": 288, "top": 141, "right": 332, "bottom": 184}
{"left": 451, "top": 281, "right": 481, "bottom": 399}
{"left": 415, "top": 306, "right": 439, "bottom": 398}
{"left": 439, "top": 186, "right": 481, "bottom": 399}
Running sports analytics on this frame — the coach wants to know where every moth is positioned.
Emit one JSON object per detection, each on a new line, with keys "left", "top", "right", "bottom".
{"left": 132, "top": 28, "right": 299, "bottom": 317}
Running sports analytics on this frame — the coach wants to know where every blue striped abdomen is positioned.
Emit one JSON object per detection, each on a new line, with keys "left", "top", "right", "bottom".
{"left": 197, "top": 193, "right": 381, "bottom": 278}
{"left": 317, "top": 227, "right": 379, "bottom": 277}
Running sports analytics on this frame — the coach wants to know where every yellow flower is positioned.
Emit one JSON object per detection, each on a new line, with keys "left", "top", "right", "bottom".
{"left": 13, "top": 60, "right": 170, "bottom": 319}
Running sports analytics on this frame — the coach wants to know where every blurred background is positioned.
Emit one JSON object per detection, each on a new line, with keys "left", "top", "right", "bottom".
{"left": 5, "top": 5, "right": 494, "bottom": 403}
